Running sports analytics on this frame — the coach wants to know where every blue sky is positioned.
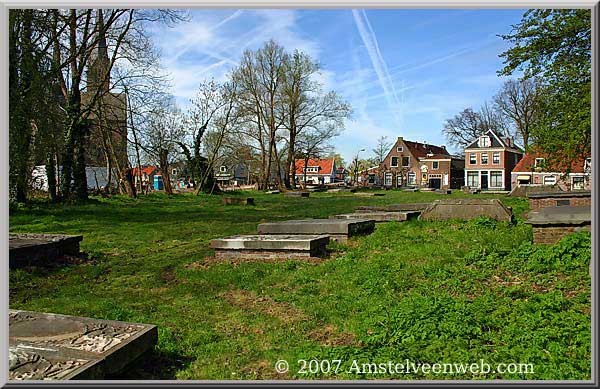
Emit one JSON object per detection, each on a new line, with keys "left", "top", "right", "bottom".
{"left": 149, "top": 8, "right": 527, "bottom": 163}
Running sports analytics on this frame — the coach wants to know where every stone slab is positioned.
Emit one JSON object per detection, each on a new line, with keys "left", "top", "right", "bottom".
{"left": 330, "top": 211, "right": 421, "bottom": 222}
{"left": 9, "top": 233, "right": 83, "bottom": 269}
{"left": 356, "top": 203, "right": 431, "bottom": 212}
{"left": 221, "top": 197, "right": 255, "bottom": 205}
{"left": 265, "top": 190, "right": 280, "bottom": 194}
{"left": 419, "top": 199, "right": 513, "bottom": 222}
{"left": 257, "top": 219, "right": 375, "bottom": 242}
{"left": 355, "top": 192, "right": 385, "bottom": 197}
{"left": 284, "top": 191, "right": 310, "bottom": 198}
{"left": 435, "top": 189, "right": 452, "bottom": 194}
{"left": 9, "top": 310, "right": 157, "bottom": 380}
{"left": 527, "top": 190, "right": 591, "bottom": 199}
{"left": 525, "top": 205, "right": 591, "bottom": 226}
{"left": 210, "top": 234, "right": 329, "bottom": 259}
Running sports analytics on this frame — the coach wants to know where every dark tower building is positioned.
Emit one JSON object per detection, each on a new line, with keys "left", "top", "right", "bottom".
{"left": 83, "top": 9, "right": 129, "bottom": 171}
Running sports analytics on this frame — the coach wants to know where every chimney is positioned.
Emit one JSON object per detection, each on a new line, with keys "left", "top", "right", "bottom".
{"left": 397, "top": 136, "right": 403, "bottom": 142}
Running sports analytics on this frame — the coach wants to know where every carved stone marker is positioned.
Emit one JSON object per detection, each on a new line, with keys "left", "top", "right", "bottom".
{"left": 9, "top": 310, "right": 157, "bottom": 380}
{"left": 257, "top": 219, "right": 375, "bottom": 242}
{"left": 9, "top": 234, "right": 83, "bottom": 269}
{"left": 419, "top": 199, "right": 513, "bottom": 222}
{"left": 355, "top": 203, "right": 431, "bottom": 212}
{"left": 525, "top": 205, "right": 591, "bottom": 244}
{"left": 284, "top": 191, "right": 310, "bottom": 198}
{"left": 330, "top": 211, "right": 421, "bottom": 223}
{"left": 221, "top": 197, "right": 255, "bottom": 206}
{"left": 210, "top": 234, "right": 330, "bottom": 260}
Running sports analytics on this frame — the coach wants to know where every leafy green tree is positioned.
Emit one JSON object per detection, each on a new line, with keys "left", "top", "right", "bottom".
{"left": 498, "top": 9, "right": 591, "bottom": 168}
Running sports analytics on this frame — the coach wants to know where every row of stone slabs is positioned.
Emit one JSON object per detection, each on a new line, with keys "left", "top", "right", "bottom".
{"left": 209, "top": 205, "right": 426, "bottom": 260}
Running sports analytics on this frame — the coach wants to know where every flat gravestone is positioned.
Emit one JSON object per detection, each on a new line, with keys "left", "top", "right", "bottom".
{"left": 419, "top": 199, "right": 513, "bottom": 222}
{"left": 221, "top": 197, "right": 255, "bottom": 205}
{"left": 257, "top": 219, "right": 375, "bottom": 242}
{"left": 330, "top": 211, "right": 421, "bottom": 223}
{"left": 9, "top": 233, "right": 83, "bottom": 269}
{"left": 525, "top": 205, "right": 591, "bottom": 244}
{"left": 9, "top": 310, "right": 157, "bottom": 380}
{"left": 210, "top": 234, "right": 329, "bottom": 260}
{"left": 265, "top": 190, "right": 280, "bottom": 194}
{"left": 355, "top": 192, "right": 385, "bottom": 197}
{"left": 285, "top": 191, "right": 310, "bottom": 198}
{"left": 356, "top": 203, "right": 431, "bottom": 212}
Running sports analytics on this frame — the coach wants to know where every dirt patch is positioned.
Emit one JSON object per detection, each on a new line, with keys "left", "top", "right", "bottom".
{"left": 219, "top": 289, "right": 308, "bottom": 324}
{"left": 160, "top": 266, "right": 177, "bottom": 284}
{"left": 309, "top": 324, "right": 357, "bottom": 346}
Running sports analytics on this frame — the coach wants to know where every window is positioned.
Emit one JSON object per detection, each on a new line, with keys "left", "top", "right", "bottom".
{"left": 534, "top": 158, "right": 545, "bottom": 168}
{"left": 585, "top": 158, "right": 591, "bottom": 172}
{"left": 384, "top": 172, "right": 392, "bottom": 186}
{"left": 467, "top": 171, "right": 479, "bottom": 187}
{"left": 481, "top": 153, "right": 488, "bottom": 165}
{"left": 492, "top": 152, "right": 500, "bottom": 164}
{"left": 544, "top": 175, "right": 557, "bottom": 185}
{"left": 397, "top": 146, "right": 403, "bottom": 152}
{"left": 368, "top": 174, "right": 375, "bottom": 184}
{"left": 572, "top": 176, "right": 585, "bottom": 190}
{"left": 432, "top": 161, "right": 439, "bottom": 170}
{"left": 219, "top": 166, "right": 227, "bottom": 173}
{"left": 490, "top": 171, "right": 502, "bottom": 188}
{"left": 402, "top": 156, "right": 410, "bottom": 167}
{"left": 469, "top": 153, "right": 477, "bottom": 165}
{"left": 391, "top": 156, "right": 399, "bottom": 167}
{"left": 172, "top": 169, "right": 178, "bottom": 175}
{"left": 478, "top": 136, "right": 491, "bottom": 147}
{"left": 407, "top": 172, "right": 416, "bottom": 185}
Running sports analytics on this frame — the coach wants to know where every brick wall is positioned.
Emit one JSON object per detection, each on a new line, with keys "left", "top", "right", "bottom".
{"left": 529, "top": 196, "right": 592, "bottom": 211}
{"left": 532, "top": 224, "right": 591, "bottom": 244}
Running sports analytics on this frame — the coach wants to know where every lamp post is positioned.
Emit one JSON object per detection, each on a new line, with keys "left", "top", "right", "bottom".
{"left": 354, "top": 148, "right": 365, "bottom": 186}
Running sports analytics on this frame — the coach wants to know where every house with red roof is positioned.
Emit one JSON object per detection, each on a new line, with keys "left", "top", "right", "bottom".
{"left": 510, "top": 151, "right": 591, "bottom": 191}
{"left": 294, "top": 158, "right": 336, "bottom": 185}
{"left": 376, "top": 136, "right": 463, "bottom": 189}
{"left": 132, "top": 166, "right": 158, "bottom": 190}
{"left": 464, "top": 129, "right": 523, "bottom": 191}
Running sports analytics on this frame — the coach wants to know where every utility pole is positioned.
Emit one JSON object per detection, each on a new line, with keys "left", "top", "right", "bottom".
{"left": 353, "top": 148, "right": 365, "bottom": 186}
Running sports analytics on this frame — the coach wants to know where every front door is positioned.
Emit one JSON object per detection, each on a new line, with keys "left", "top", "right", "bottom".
{"left": 429, "top": 178, "right": 441, "bottom": 189}
{"left": 481, "top": 171, "right": 488, "bottom": 190}
{"left": 396, "top": 175, "right": 403, "bottom": 188}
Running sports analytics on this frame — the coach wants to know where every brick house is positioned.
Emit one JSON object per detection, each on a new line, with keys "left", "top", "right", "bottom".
{"left": 295, "top": 158, "right": 336, "bottom": 185}
{"left": 377, "top": 137, "right": 462, "bottom": 189}
{"left": 132, "top": 166, "right": 158, "bottom": 190}
{"left": 464, "top": 130, "right": 523, "bottom": 191}
{"left": 511, "top": 151, "right": 591, "bottom": 191}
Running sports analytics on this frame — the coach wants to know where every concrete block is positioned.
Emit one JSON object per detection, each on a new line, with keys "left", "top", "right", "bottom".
{"left": 355, "top": 203, "right": 431, "bottom": 212}
{"left": 284, "top": 191, "right": 310, "bottom": 198}
{"left": 257, "top": 219, "right": 375, "bottom": 242}
{"left": 9, "top": 310, "right": 157, "bottom": 380}
{"left": 210, "top": 234, "right": 330, "bottom": 259}
{"left": 221, "top": 197, "right": 255, "bottom": 205}
{"left": 330, "top": 211, "right": 421, "bottom": 222}
{"left": 9, "top": 233, "right": 83, "bottom": 269}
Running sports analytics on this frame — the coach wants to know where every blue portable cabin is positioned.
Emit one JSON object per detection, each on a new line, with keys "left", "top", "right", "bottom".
{"left": 154, "top": 175, "right": 164, "bottom": 190}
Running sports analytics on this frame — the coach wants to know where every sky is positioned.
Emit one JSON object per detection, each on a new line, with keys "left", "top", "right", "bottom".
{"left": 149, "top": 8, "right": 527, "bottom": 164}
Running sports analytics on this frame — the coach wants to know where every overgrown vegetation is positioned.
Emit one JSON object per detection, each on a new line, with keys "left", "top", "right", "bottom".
{"left": 9, "top": 191, "right": 590, "bottom": 380}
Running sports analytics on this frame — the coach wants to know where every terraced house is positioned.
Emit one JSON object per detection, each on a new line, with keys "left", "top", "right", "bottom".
{"left": 464, "top": 130, "right": 523, "bottom": 191}
{"left": 378, "top": 137, "right": 464, "bottom": 189}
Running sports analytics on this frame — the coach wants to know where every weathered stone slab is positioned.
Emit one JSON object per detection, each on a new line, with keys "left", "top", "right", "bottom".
{"left": 356, "top": 203, "right": 431, "bottom": 212}
{"left": 210, "top": 234, "right": 329, "bottom": 259}
{"left": 328, "top": 188, "right": 356, "bottom": 193}
{"left": 221, "top": 197, "right": 255, "bottom": 205}
{"left": 355, "top": 192, "right": 385, "bottom": 197}
{"left": 284, "top": 191, "right": 310, "bottom": 198}
{"left": 330, "top": 211, "right": 421, "bottom": 223}
{"left": 403, "top": 188, "right": 419, "bottom": 192}
{"left": 525, "top": 206, "right": 591, "bottom": 244}
{"left": 527, "top": 190, "right": 591, "bottom": 211}
{"left": 9, "top": 233, "right": 83, "bottom": 269}
{"left": 419, "top": 199, "right": 513, "bottom": 222}
{"left": 265, "top": 190, "right": 280, "bottom": 194}
{"left": 9, "top": 310, "right": 157, "bottom": 380}
{"left": 257, "top": 219, "right": 375, "bottom": 242}
{"left": 435, "top": 189, "right": 452, "bottom": 194}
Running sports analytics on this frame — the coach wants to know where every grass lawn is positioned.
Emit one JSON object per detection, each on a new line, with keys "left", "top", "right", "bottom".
{"left": 9, "top": 190, "right": 591, "bottom": 380}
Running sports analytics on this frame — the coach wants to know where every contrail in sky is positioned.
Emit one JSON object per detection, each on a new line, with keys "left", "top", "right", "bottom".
{"left": 352, "top": 9, "right": 404, "bottom": 129}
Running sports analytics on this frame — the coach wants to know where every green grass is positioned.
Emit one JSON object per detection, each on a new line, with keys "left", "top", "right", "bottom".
{"left": 9, "top": 190, "right": 590, "bottom": 380}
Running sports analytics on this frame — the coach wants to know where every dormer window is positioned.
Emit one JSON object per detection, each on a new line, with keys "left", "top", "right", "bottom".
{"left": 478, "top": 136, "right": 491, "bottom": 148}
{"left": 220, "top": 166, "right": 227, "bottom": 173}
{"left": 397, "top": 146, "right": 403, "bottom": 152}
{"left": 534, "top": 158, "right": 545, "bottom": 168}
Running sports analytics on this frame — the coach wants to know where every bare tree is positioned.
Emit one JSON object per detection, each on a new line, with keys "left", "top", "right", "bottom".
{"left": 295, "top": 125, "right": 341, "bottom": 187}
{"left": 372, "top": 135, "right": 392, "bottom": 164}
{"left": 442, "top": 104, "right": 511, "bottom": 150}
{"left": 493, "top": 78, "right": 541, "bottom": 150}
